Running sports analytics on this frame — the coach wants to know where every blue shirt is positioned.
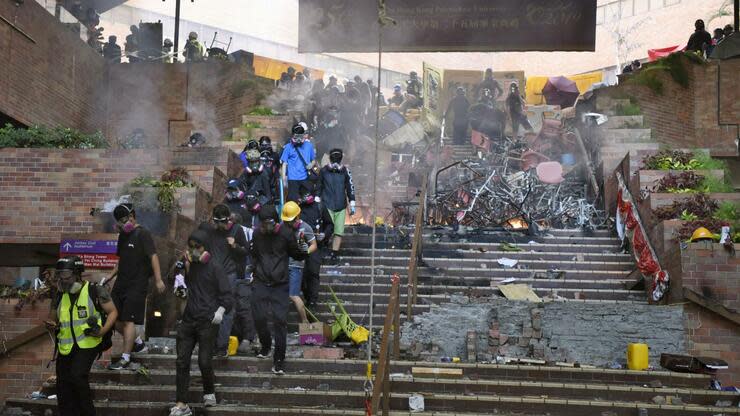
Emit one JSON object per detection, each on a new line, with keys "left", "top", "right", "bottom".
{"left": 280, "top": 141, "right": 315, "bottom": 181}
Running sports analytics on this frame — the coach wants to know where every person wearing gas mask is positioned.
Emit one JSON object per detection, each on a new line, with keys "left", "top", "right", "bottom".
{"left": 249, "top": 208, "right": 307, "bottom": 375}
{"left": 316, "top": 149, "right": 356, "bottom": 265}
{"left": 169, "top": 230, "right": 232, "bottom": 416}
{"left": 399, "top": 71, "right": 423, "bottom": 114}
{"left": 297, "top": 191, "right": 333, "bottom": 310}
{"left": 474, "top": 68, "right": 504, "bottom": 103}
{"left": 280, "top": 201, "right": 317, "bottom": 324}
{"left": 223, "top": 178, "right": 250, "bottom": 225}
{"left": 239, "top": 147, "right": 273, "bottom": 203}
{"left": 505, "top": 82, "right": 533, "bottom": 139}
{"left": 47, "top": 256, "right": 117, "bottom": 416}
{"left": 198, "top": 204, "right": 248, "bottom": 357}
{"left": 107, "top": 203, "right": 164, "bottom": 370}
{"left": 280, "top": 122, "right": 317, "bottom": 202}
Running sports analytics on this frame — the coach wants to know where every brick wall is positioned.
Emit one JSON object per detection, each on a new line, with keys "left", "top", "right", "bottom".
{"left": 613, "top": 58, "right": 739, "bottom": 156}
{"left": 0, "top": 0, "right": 107, "bottom": 133}
{"left": 0, "top": 148, "right": 162, "bottom": 244}
{"left": 680, "top": 242, "right": 740, "bottom": 386}
{"left": 105, "top": 63, "right": 272, "bottom": 148}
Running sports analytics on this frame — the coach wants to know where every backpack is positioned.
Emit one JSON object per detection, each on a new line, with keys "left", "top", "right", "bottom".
{"left": 89, "top": 282, "right": 114, "bottom": 355}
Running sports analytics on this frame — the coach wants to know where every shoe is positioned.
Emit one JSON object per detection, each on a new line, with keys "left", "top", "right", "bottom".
{"left": 203, "top": 393, "right": 217, "bottom": 407}
{"left": 214, "top": 350, "right": 229, "bottom": 358}
{"left": 256, "top": 348, "right": 271, "bottom": 359}
{"left": 327, "top": 253, "right": 339, "bottom": 265}
{"left": 169, "top": 405, "right": 192, "bottom": 416}
{"left": 107, "top": 359, "right": 130, "bottom": 370}
{"left": 272, "top": 360, "right": 285, "bottom": 375}
{"left": 132, "top": 342, "right": 148, "bottom": 354}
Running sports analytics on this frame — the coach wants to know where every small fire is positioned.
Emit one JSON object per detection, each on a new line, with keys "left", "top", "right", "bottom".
{"left": 505, "top": 217, "right": 528, "bottom": 230}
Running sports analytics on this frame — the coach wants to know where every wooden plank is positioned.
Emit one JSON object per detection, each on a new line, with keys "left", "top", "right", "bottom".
{"left": 411, "top": 367, "right": 464, "bottom": 379}
{"left": 0, "top": 324, "right": 47, "bottom": 357}
{"left": 392, "top": 283, "right": 400, "bottom": 360}
{"left": 683, "top": 288, "right": 740, "bottom": 326}
{"left": 498, "top": 284, "right": 542, "bottom": 302}
{"left": 371, "top": 277, "right": 400, "bottom": 411}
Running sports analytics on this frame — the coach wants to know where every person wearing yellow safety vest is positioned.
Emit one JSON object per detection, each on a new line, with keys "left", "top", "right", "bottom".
{"left": 182, "top": 31, "right": 205, "bottom": 62}
{"left": 46, "top": 256, "right": 118, "bottom": 416}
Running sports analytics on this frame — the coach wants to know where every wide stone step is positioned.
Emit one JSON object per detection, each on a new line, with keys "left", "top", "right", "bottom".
{"left": 340, "top": 255, "right": 634, "bottom": 272}
{"left": 601, "top": 128, "right": 652, "bottom": 141}
{"left": 85, "top": 369, "right": 734, "bottom": 407}
{"left": 602, "top": 115, "right": 644, "bottom": 129}
{"left": 322, "top": 265, "right": 631, "bottom": 281}
{"left": 343, "top": 247, "right": 633, "bottom": 262}
{"left": 116, "top": 356, "right": 715, "bottom": 389}
{"left": 342, "top": 234, "right": 623, "bottom": 247}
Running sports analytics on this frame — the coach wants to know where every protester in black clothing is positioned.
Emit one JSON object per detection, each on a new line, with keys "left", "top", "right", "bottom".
{"left": 297, "top": 192, "right": 333, "bottom": 309}
{"left": 125, "top": 25, "right": 139, "bottom": 63}
{"left": 108, "top": 203, "right": 164, "bottom": 370}
{"left": 505, "top": 82, "right": 533, "bottom": 138}
{"left": 250, "top": 208, "right": 307, "bottom": 375}
{"left": 686, "top": 19, "right": 712, "bottom": 55}
{"left": 723, "top": 24, "right": 734, "bottom": 38}
{"left": 48, "top": 256, "right": 118, "bottom": 416}
{"left": 469, "top": 93, "right": 507, "bottom": 141}
{"left": 169, "top": 230, "right": 232, "bottom": 416}
{"left": 475, "top": 68, "right": 504, "bottom": 102}
{"left": 325, "top": 74, "right": 338, "bottom": 90}
{"left": 239, "top": 148, "right": 273, "bottom": 204}
{"left": 400, "top": 71, "right": 423, "bottom": 114}
{"left": 341, "top": 87, "right": 364, "bottom": 139}
{"left": 444, "top": 87, "right": 470, "bottom": 145}
{"left": 354, "top": 75, "right": 372, "bottom": 117}
{"left": 103, "top": 35, "right": 122, "bottom": 63}
{"left": 198, "top": 204, "right": 248, "bottom": 357}
{"left": 224, "top": 179, "right": 250, "bottom": 225}
{"left": 316, "top": 149, "right": 356, "bottom": 265}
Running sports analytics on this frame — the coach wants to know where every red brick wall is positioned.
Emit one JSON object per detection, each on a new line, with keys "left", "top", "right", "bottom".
{"left": 105, "top": 63, "right": 272, "bottom": 148}
{"left": 680, "top": 242, "right": 740, "bottom": 386}
{"left": 0, "top": 0, "right": 107, "bottom": 133}
{"left": 0, "top": 148, "right": 162, "bottom": 244}
{"left": 613, "top": 58, "right": 739, "bottom": 156}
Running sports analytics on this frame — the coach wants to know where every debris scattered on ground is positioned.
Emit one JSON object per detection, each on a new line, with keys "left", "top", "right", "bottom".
{"left": 498, "top": 284, "right": 541, "bottom": 302}
{"left": 497, "top": 258, "right": 518, "bottom": 268}
{"left": 408, "top": 394, "right": 425, "bottom": 412}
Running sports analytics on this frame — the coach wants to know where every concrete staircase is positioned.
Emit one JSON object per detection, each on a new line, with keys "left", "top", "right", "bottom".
{"left": 7, "top": 354, "right": 737, "bottom": 415}
{"left": 595, "top": 98, "right": 661, "bottom": 177}
{"left": 5, "top": 226, "right": 740, "bottom": 415}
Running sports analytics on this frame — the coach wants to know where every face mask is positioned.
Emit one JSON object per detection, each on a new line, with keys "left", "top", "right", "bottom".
{"left": 189, "top": 248, "right": 211, "bottom": 264}
{"left": 226, "top": 190, "right": 244, "bottom": 201}
{"left": 329, "top": 162, "right": 342, "bottom": 171}
{"left": 60, "top": 279, "right": 81, "bottom": 293}
{"left": 69, "top": 281, "right": 83, "bottom": 294}
{"left": 226, "top": 221, "right": 234, "bottom": 231}
{"left": 291, "top": 135, "right": 305, "bottom": 145}
{"left": 122, "top": 222, "right": 135, "bottom": 233}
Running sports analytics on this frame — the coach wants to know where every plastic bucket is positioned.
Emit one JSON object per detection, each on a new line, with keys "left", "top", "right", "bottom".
{"left": 627, "top": 343, "right": 649, "bottom": 370}
{"left": 228, "top": 336, "right": 239, "bottom": 356}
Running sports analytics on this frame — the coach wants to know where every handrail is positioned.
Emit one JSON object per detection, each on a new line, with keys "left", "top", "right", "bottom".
{"left": 371, "top": 274, "right": 401, "bottom": 415}
{"left": 406, "top": 179, "right": 427, "bottom": 319}
{"left": 0, "top": 324, "right": 48, "bottom": 358}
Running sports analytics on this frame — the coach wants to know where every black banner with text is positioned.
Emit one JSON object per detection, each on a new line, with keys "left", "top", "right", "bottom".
{"left": 298, "top": 0, "right": 597, "bottom": 53}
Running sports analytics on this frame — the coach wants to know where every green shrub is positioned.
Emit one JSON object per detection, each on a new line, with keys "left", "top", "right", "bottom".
{"left": 699, "top": 175, "right": 734, "bottom": 193}
{"left": 248, "top": 106, "right": 275, "bottom": 116}
{"left": 125, "top": 169, "right": 194, "bottom": 213}
{"left": 692, "top": 150, "right": 727, "bottom": 170}
{"left": 0, "top": 123, "right": 108, "bottom": 149}
{"left": 713, "top": 201, "right": 740, "bottom": 224}
{"left": 615, "top": 102, "right": 642, "bottom": 116}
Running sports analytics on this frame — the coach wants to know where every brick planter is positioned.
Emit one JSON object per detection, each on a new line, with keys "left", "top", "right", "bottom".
{"left": 638, "top": 169, "right": 724, "bottom": 190}
{"left": 649, "top": 192, "right": 740, "bottom": 210}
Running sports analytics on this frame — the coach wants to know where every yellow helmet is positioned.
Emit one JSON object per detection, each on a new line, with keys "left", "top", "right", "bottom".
{"left": 689, "top": 227, "right": 718, "bottom": 242}
{"left": 281, "top": 201, "right": 301, "bottom": 222}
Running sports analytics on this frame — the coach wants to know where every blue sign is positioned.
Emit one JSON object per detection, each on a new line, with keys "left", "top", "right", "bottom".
{"left": 60, "top": 239, "right": 118, "bottom": 254}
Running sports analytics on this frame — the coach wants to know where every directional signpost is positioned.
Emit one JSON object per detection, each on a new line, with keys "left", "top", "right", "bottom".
{"left": 59, "top": 234, "right": 119, "bottom": 269}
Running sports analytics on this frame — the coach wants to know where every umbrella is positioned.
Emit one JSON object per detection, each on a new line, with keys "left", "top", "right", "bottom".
{"left": 542, "top": 76, "right": 580, "bottom": 109}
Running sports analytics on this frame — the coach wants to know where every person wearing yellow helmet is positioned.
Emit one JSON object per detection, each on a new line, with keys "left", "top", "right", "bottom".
{"left": 281, "top": 202, "right": 318, "bottom": 324}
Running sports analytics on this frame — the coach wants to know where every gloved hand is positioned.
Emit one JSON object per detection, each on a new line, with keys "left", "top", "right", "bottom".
{"left": 211, "top": 306, "right": 226, "bottom": 325}
{"left": 84, "top": 326, "right": 102, "bottom": 337}
{"left": 315, "top": 196, "right": 321, "bottom": 203}
{"left": 349, "top": 201, "right": 356, "bottom": 216}
{"left": 298, "top": 241, "right": 309, "bottom": 253}
{"left": 316, "top": 232, "right": 326, "bottom": 242}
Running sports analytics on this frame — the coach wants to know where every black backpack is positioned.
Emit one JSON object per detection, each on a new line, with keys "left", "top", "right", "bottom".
{"left": 89, "top": 282, "right": 113, "bottom": 355}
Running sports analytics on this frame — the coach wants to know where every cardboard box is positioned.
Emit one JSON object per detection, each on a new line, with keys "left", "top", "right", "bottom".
{"left": 299, "top": 322, "right": 332, "bottom": 346}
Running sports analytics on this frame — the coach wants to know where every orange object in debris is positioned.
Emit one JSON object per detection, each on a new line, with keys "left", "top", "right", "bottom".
{"left": 627, "top": 343, "right": 649, "bottom": 370}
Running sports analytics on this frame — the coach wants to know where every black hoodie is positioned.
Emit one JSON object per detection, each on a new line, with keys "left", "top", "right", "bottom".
{"left": 250, "top": 224, "right": 306, "bottom": 285}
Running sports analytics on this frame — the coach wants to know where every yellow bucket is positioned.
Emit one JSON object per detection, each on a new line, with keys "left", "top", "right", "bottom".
{"left": 228, "top": 336, "right": 239, "bottom": 356}
{"left": 627, "top": 343, "right": 649, "bottom": 370}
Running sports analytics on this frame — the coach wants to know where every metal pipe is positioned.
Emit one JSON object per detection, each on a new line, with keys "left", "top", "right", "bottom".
{"left": 173, "top": 0, "right": 181, "bottom": 57}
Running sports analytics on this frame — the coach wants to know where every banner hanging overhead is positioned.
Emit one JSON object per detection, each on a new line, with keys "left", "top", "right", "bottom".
{"left": 298, "top": 0, "right": 597, "bottom": 53}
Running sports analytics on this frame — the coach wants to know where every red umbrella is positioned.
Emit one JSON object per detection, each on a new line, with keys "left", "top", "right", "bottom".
{"left": 542, "top": 76, "right": 580, "bottom": 109}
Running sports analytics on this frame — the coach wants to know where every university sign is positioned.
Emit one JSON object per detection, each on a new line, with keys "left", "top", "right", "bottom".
{"left": 59, "top": 235, "right": 119, "bottom": 269}
{"left": 299, "top": 0, "right": 597, "bottom": 53}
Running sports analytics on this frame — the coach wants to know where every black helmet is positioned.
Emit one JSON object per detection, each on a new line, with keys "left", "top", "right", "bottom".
{"left": 292, "top": 124, "right": 306, "bottom": 135}
{"left": 226, "top": 179, "right": 241, "bottom": 190}
{"left": 329, "top": 148, "right": 343, "bottom": 164}
{"left": 56, "top": 256, "right": 85, "bottom": 275}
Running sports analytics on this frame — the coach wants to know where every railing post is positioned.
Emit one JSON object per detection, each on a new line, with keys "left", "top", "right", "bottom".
{"left": 406, "top": 179, "right": 427, "bottom": 319}
{"left": 371, "top": 275, "right": 400, "bottom": 413}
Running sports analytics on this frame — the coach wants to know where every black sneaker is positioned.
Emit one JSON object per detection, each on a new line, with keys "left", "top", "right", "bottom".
{"left": 132, "top": 342, "right": 148, "bottom": 354}
{"left": 327, "top": 253, "right": 339, "bottom": 265}
{"left": 271, "top": 360, "right": 285, "bottom": 375}
{"left": 256, "top": 348, "right": 271, "bottom": 359}
{"left": 107, "top": 358, "right": 130, "bottom": 370}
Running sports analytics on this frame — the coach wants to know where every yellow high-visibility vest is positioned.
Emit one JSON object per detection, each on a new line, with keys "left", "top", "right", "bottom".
{"left": 57, "top": 282, "right": 102, "bottom": 355}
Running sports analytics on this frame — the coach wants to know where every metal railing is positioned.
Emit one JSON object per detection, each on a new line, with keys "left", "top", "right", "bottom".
{"left": 370, "top": 274, "right": 401, "bottom": 415}
{"left": 406, "top": 179, "right": 427, "bottom": 319}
